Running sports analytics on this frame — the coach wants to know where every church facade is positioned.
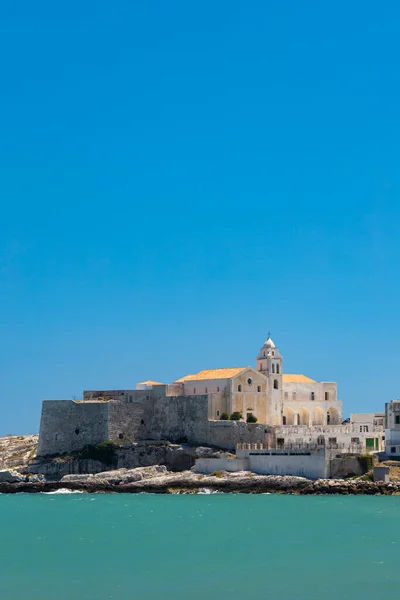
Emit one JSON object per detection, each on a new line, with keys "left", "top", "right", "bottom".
{"left": 163, "top": 336, "right": 342, "bottom": 427}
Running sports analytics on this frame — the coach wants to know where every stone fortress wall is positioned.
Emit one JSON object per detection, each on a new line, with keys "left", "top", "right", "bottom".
{"left": 37, "top": 400, "right": 110, "bottom": 457}
{"left": 37, "top": 386, "right": 266, "bottom": 457}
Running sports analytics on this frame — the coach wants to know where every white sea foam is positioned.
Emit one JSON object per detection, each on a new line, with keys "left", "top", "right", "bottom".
{"left": 43, "top": 488, "right": 84, "bottom": 494}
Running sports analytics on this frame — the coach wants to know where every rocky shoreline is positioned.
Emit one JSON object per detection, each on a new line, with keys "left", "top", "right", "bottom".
{"left": 1, "top": 467, "right": 399, "bottom": 495}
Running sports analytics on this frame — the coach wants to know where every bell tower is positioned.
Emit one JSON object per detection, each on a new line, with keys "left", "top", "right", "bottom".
{"left": 256, "top": 335, "right": 283, "bottom": 426}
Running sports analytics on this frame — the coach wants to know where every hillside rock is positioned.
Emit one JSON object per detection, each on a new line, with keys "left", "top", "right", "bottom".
{"left": 61, "top": 465, "right": 168, "bottom": 485}
{"left": 28, "top": 443, "right": 197, "bottom": 480}
{"left": 0, "top": 435, "right": 38, "bottom": 469}
{"left": 0, "top": 469, "right": 26, "bottom": 483}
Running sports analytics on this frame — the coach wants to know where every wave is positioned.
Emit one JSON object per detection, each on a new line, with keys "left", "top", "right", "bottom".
{"left": 42, "top": 488, "right": 84, "bottom": 494}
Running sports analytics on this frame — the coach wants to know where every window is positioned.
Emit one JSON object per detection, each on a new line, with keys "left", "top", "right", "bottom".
{"left": 205, "top": 387, "right": 208, "bottom": 393}
{"left": 272, "top": 351, "right": 275, "bottom": 356}
{"left": 129, "top": 395, "right": 133, "bottom": 402}
{"left": 364, "top": 426, "right": 369, "bottom": 432}
{"left": 193, "top": 387, "right": 196, "bottom": 394}
{"left": 360, "top": 426, "right": 363, "bottom": 432}
{"left": 217, "top": 386, "right": 220, "bottom": 392}
{"left": 392, "top": 447, "right": 397, "bottom": 453}
{"left": 263, "top": 352, "right": 265, "bottom": 357}
{"left": 328, "top": 437, "right": 337, "bottom": 444}
{"left": 217, "top": 410, "right": 220, "bottom": 417}
{"left": 351, "top": 437, "right": 360, "bottom": 443}
{"left": 325, "top": 392, "right": 329, "bottom": 401}
{"left": 274, "top": 379, "right": 278, "bottom": 390}
{"left": 292, "top": 392, "right": 296, "bottom": 401}
{"left": 257, "top": 385, "right": 261, "bottom": 392}
{"left": 119, "top": 433, "right": 124, "bottom": 440}
{"left": 396, "top": 416, "right": 400, "bottom": 425}
{"left": 282, "top": 416, "right": 287, "bottom": 425}
{"left": 247, "top": 378, "right": 253, "bottom": 386}
{"left": 276, "top": 364, "right": 280, "bottom": 374}
{"left": 311, "top": 392, "right": 315, "bottom": 401}
{"left": 238, "top": 385, "right": 242, "bottom": 392}
{"left": 272, "top": 364, "right": 275, "bottom": 373}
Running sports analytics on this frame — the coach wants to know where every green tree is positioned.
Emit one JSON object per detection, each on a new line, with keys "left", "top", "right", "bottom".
{"left": 220, "top": 412, "right": 229, "bottom": 420}
{"left": 246, "top": 413, "right": 258, "bottom": 423}
{"left": 230, "top": 412, "right": 242, "bottom": 421}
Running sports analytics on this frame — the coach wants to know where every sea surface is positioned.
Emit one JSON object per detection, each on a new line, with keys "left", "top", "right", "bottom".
{"left": 0, "top": 492, "right": 399, "bottom": 600}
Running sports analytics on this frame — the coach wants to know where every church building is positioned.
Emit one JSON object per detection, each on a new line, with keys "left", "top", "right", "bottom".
{"left": 165, "top": 336, "right": 342, "bottom": 427}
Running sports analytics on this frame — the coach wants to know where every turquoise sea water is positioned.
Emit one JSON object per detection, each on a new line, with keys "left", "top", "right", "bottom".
{"left": 0, "top": 493, "right": 399, "bottom": 600}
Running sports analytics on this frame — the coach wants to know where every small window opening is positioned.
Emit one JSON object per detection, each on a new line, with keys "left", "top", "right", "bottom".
{"left": 396, "top": 415, "right": 400, "bottom": 424}
{"left": 391, "top": 447, "right": 396, "bottom": 453}
{"left": 274, "top": 379, "right": 278, "bottom": 390}
{"left": 75, "top": 428, "right": 80, "bottom": 435}
{"left": 272, "top": 364, "right": 275, "bottom": 373}
{"left": 205, "top": 387, "right": 208, "bottom": 393}
{"left": 217, "top": 410, "right": 220, "bottom": 417}
{"left": 325, "top": 392, "right": 329, "bottom": 401}
{"left": 311, "top": 392, "right": 315, "bottom": 401}
{"left": 276, "top": 364, "right": 280, "bottom": 374}
{"left": 119, "top": 433, "right": 124, "bottom": 440}
{"left": 193, "top": 387, "right": 196, "bottom": 394}
{"left": 257, "top": 385, "right": 261, "bottom": 392}
{"left": 238, "top": 385, "right": 242, "bottom": 392}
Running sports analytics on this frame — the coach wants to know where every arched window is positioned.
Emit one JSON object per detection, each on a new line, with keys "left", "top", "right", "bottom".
{"left": 257, "top": 385, "right": 261, "bottom": 392}
{"left": 193, "top": 387, "right": 196, "bottom": 394}
{"left": 282, "top": 416, "right": 286, "bottom": 425}
{"left": 272, "top": 364, "right": 275, "bottom": 373}
{"left": 274, "top": 379, "right": 278, "bottom": 390}
{"left": 205, "top": 387, "right": 208, "bottom": 393}
{"left": 238, "top": 385, "right": 242, "bottom": 392}
{"left": 276, "top": 364, "right": 280, "bottom": 374}
{"left": 217, "top": 386, "right": 220, "bottom": 392}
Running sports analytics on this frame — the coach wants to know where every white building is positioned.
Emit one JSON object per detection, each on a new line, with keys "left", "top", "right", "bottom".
{"left": 385, "top": 400, "right": 400, "bottom": 457}
{"left": 350, "top": 412, "right": 385, "bottom": 434}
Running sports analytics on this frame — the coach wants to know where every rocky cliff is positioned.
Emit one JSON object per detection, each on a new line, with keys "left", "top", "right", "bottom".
{"left": 0, "top": 434, "right": 38, "bottom": 469}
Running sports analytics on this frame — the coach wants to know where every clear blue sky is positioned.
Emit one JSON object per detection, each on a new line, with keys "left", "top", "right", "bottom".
{"left": 1, "top": 1, "right": 400, "bottom": 434}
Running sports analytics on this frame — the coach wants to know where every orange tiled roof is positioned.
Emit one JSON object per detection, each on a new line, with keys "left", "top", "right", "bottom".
{"left": 282, "top": 374, "right": 316, "bottom": 383}
{"left": 175, "top": 367, "right": 248, "bottom": 382}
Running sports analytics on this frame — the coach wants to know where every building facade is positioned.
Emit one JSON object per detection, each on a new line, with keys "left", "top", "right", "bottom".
{"left": 171, "top": 336, "right": 342, "bottom": 427}
{"left": 385, "top": 400, "right": 400, "bottom": 457}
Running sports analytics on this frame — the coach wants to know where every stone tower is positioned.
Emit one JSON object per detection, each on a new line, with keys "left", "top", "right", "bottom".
{"left": 256, "top": 335, "right": 283, "bottom": 426}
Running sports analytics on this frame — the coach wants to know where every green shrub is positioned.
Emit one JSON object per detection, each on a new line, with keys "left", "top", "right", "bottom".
{"left": 230, "top": 412, "right": 242, "bottom": 421}
{"left": 220, "top": 412, "right": 229, "bottom": 420}
{"left": 211, "top": 471, "right": 223, "bottom": 478}
{"left": 246, "top": 413, "right": 258, "bottom": 423}
{"left": 358, "top": 454, "right": 373, "bottom": 473}
{"left": 77, "top": 442, "right": 118, "bottom": 466}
